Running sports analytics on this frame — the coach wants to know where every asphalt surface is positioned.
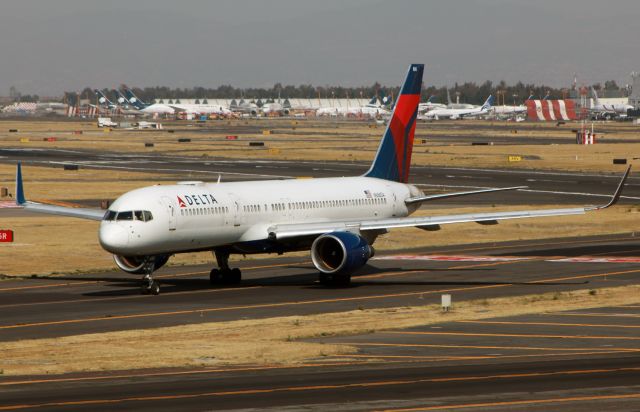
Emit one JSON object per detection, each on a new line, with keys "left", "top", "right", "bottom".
{"left": 2, "top": 129, "right": 640, "bottom": 410}
{"left": 0, "top": 147, "right": 637, "bottom": 207}
{"left": 2, "top": 234, "right": 640, "bottom": 410}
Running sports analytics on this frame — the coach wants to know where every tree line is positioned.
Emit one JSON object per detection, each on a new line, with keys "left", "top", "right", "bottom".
{"left": 60, "top": 79, "right": 628, "bottom": 106}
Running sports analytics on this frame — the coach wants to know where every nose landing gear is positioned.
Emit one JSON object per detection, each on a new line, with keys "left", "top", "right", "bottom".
{"left": 140, "top": 259, "right": 160, "bottom": 295}
{"left": 210, "top": 250, "right": 242, "bottom": 285}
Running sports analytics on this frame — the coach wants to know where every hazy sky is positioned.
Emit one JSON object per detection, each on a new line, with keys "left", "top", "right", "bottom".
{"left": 1, "top": 0, "right": 638, "bottom": 95}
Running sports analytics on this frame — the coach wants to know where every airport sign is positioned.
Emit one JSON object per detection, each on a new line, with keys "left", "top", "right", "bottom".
{"left": 0, "top": 229, "right": 14, "bottom": 242}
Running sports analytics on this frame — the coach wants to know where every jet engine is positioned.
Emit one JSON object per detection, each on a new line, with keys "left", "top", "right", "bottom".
{"left": 113, "top": 254, "right": 170, "bottom": 274}
{"left": 311, "top": 232, "right": 374, "bottom": 276}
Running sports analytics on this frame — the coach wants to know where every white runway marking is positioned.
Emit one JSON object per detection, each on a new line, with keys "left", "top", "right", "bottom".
{"left": 0, "top": 201, "right": 19, "bottom": 209}
{"left": 549, "top": 257, "right": 640, "bottom": 263}
{"left": 374, "top": 255, "right": 530, "bottom": 262}
{"left": 376, "top": 255, "right": 640, "bottom": 264}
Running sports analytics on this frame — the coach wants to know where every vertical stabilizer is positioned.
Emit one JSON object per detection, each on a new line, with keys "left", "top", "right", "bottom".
{"left": 364, "top": 64, "right": 423, "bottom": 183}
{"left": 591, "top": 87, "right": 601, "bottom": 106}
{"left": 124, "top": 89, "right": 147, "bottom": 110}
{"left": 16, "top": 163, "right": 25, "bottom": 205}
{"left": 481, "top": 95, "right": 494, "bottom": 111}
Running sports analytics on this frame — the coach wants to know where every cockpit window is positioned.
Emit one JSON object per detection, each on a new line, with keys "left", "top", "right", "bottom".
{"left": 105, "top": 210, "right": 153, "bottom": 222}
{"left": 116, "top": 211, "right": 133, "bottom": 221}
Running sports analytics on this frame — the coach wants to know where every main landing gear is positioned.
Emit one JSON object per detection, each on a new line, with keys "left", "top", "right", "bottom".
{"left": 210, "top": 250, "right": 242, "bottom": 285}
{"left": 140, "top": 258, "right": 161, "bottom": 295}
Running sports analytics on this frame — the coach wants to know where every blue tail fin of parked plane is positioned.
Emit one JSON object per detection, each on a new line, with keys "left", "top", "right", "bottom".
{"left": 16, "top": 163, "right": 25, "bottom": 205}
{"left": 364, "top": 64, "right": 423, "bottom": 184}
{"left": 114, "top": 89, "right": 128, "bottom": 104}
{"left": 481, "top": 95, "right": 494, "bottom": 111}
{"left": 124, "top": 89, "right": 147, "bottom": 110}
{"left": 94, "top": 89, "right": 113, "bottom": 106}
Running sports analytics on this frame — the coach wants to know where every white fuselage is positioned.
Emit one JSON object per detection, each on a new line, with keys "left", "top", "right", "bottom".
{"left": 140, "top": 104, "right": 175, "bottom": 115}
{"left": 493, "top": 105, "right": 527, "bottom": 115}
{"left": 174, "top": 104, "right": 233, "bottom": 115}
{"left": 592, "top": 103, "right": 633, "bottom": 115}
{"left": 422, "top": 105, "right": 491, "bottom": 120}
{"left": 99, "top": 177, "right": 421, "bottom": 257}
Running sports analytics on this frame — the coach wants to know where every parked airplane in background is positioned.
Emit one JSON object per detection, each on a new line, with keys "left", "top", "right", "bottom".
{"left": 14, "top": 64, "right": 630, "bottom": 295}
{"left": 316, "top": 96, "right": 390, "bottom": 117}
{"left": 109, "top": 89, "right": 144, "bottom": 116}
{"left": 493, "top": 95, "right": 531, "bottom": 117}
{"left": 446, "top": 89, "right": 476, "bottom": 110}
{"left": 421, "top": 95, "right": 495, "bottom": 120}
{"left": 418, "top": 95, "right": 447, "bottom": 113}
{"left": 229, "top": 99, "right": 259, "bottom": 116}
{"left": 94, "top": 90, "right": 118, "bottom": 110}
{"left": 124, "top": 89, "right": 175, "bottom": 115}
{"left": 261, "top": 99, "right": 291, "bottom": 116}
{"left": 591, "top": 87, "right": 633, "bottom": 116}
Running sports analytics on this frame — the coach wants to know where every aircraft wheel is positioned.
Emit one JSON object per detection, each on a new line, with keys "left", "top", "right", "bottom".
{"left": 149, "top": 281, "right": 160, "bottom": 295}
{"left": 228, "top": 268, "right": 242, "bottom": 284}
{"left": 210, "top": 268, "right": 222, "bottom": 284}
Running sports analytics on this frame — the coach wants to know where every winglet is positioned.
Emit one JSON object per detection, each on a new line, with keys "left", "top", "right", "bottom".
{"left": 589, "top": 165, "right": 631, "bottom": 210}
{"left": 16, "top": 162, "right": 26, "bottom": 205}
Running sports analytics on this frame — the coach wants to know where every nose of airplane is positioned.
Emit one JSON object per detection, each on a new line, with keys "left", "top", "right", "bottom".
{"left": 99, "top": 223, "right": 130, "bottom": 253}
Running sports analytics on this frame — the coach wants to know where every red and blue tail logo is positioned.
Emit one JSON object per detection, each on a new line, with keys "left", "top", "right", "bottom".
{"left": 365, "top": 64, "right": 423, "bottom": 183}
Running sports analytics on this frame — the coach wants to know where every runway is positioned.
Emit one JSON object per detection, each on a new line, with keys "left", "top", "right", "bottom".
{"left": 0, "top": 147, "right": 637, "bottom": 206}
{"left": 1, "top": 234, "right": 640, "bottom": 410}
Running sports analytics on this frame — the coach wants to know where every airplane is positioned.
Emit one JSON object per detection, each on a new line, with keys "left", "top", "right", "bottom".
{"left": 446, "top": 89, "right": 476, "bottom": 110}
{"left": 14, "top": 64, "right": 630, "bottom": 295}
{"left": 94, "top": 89, "right": 118, "bottom": 110}
{"left": 418, "top": 95, "right": 447, "bottom": 113}
{"left": 261, "top": 98, "right": 292, "bottom": 116}
{"left": 421, "top": 95, "right": 495, "bottom": 120}
{"left": 316, "top": 96, "right": 389, "bottom": 117}
{"left": 348, "top": 96, "right": 391, "bottom": 117}
{"left": 108, "top": 89, "right": 144, "bottom": 116}
{"left": 229, "top": 98, "right": 259, "bottom": 116}
{"left": 493, "top": 95, "right": 532, "bottom": 117}
{"left": 124, "top": 89, "right": 175, "bottom": 115}
{"left": 590, "top": 87, "right": 633, "bottom": 116}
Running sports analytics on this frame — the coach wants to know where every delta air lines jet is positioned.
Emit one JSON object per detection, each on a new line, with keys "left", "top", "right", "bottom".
{"left": 14, "top": 65, "right": 630, "bottom": 295}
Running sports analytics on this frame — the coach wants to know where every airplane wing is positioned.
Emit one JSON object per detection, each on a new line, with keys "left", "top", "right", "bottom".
{"left": 14, "top": 163, "right": 105, "bottom": 221}
{"left": 268, "top": 166, "right": 630, "bottom": 241}
{"left": 405, "top": 186, "right": 527, "bottom": 205}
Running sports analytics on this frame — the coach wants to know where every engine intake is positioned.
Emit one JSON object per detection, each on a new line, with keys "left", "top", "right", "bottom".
{"left": 113, "top": 254, "right": 170, "bottom": 274}
{"left": 311, "top": 232, "right": 374, "bottom": 275}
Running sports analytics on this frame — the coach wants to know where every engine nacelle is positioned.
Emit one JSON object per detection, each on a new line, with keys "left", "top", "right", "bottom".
{"left": 113, "top": 254, "right": 170, "bottom": 274}
{"left": 311, "top": 232, "right": 374, "bottom": 275}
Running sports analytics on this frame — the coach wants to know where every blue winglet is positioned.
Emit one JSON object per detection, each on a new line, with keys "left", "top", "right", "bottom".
{"left": 16, "top": 162, "right": 26, "bottom": 205}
